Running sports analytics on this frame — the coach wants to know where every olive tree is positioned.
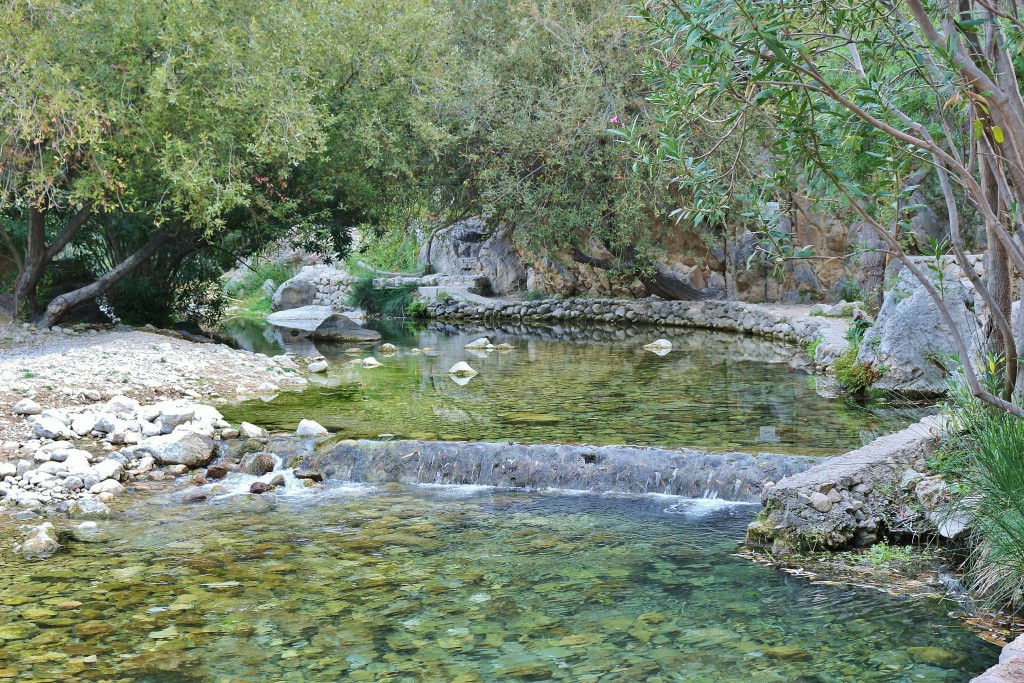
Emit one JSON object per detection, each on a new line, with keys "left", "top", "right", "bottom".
{"left": 636, "top": 0, "right": 1024, "bottom": 413}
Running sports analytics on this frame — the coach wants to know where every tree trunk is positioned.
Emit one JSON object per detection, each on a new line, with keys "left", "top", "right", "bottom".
{"left": 10, "top": 203, "right": 94, "bottom": 321}
{"left": 38, "top": 231, "right": 171, "bottom": 329}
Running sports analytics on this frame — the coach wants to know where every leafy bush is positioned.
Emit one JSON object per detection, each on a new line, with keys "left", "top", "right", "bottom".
{"left": 523, "top": 289, "right": 546, "bottom": 301}
{"left": 844, "top": 317, "right": 872, "bottom": 347}
{"left": 406, "top": 299, "right": 429, "bottom": 318}
{"left": 834, "top": 349, "right": 878, "bottom": 395}
{"left": 867, "top": 541, "right": 916, "bottom": 569}
{"left": 222, "top": 261, "right": 297, "bottom": 320}
{"left": 347, "top": 276, "right": 416, "bottom": 317}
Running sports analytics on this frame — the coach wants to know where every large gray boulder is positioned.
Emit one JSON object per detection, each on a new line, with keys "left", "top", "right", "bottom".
{"left": 137, "top": 431, "right": 216, "bottom": 468}
{"left": 419, "top": 218, "right": 526, "bottom": 295}
{"left": 272, "top": 271, "right": 319, "bottom": 312}
{"left": 858, "top": 266, "right": 982, "bottom": 396}
{"left": 311, "top": 314, "right": 381, "bottom": 342}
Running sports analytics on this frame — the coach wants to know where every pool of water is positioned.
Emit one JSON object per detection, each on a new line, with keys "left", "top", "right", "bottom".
{"left": 0, "top": 485, "right": 997, "bottom": 682}
{"left": 222, "top": 319, "right": 928, "bottom": 456}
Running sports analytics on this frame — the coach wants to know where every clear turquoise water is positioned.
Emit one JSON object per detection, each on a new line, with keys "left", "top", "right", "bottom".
{"left": 223, "top": 320, "right": 928, "bottom": 456}
{"left": 0, "top": 485, "right": 998, "bottom": 681}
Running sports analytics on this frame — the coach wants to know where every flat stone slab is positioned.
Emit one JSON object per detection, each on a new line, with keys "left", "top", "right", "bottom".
{"left": 266, "top": 306, "right": 335, "bottom": 332}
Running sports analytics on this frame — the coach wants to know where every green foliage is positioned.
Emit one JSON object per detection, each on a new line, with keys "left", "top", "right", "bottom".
{"left": 405, "top": 299, "right": 429, "bottom": 318}
{"left": 222, "top": 261, "right": 298, "bottom": 321}
{"left": 347, "top": 277, "right": 416, "bottom": 317}
{"left": 349, "top": 229, "right": 422, "bottom": 275}
{"left": 834, "top": 349, "right": 877, "bottom": 395}
{"left": 523, "top": 289, "right": 547, "bottom": 302}
{"left": 866, "top": 541, "right": 916, "bottom": 569}
{"left": 835, "top": 280, "right": 863, "bottom": 304}
{"left": 806, "top": 337, "right": 822, "bottom": 361}
{"left": 844, "top": 317, "right": 872, "bottom": 347}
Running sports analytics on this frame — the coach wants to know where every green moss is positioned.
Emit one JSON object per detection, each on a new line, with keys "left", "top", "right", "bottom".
{"left": 806, "top": 337, "right": 822, "bottom": 361}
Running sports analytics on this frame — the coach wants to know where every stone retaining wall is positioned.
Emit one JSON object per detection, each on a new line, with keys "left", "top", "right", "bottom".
{"left": 426, "top": 297, "right": 850, "bottom": 371}
{"left": 745, "top": 415, "right": 944, "bottom": 551}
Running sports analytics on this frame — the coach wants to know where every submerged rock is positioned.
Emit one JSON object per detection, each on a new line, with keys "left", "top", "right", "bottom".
{"left": 642, "top": 339, "right": 673, "bottom": 354}
{"left": 18, "top": 523, "right": 59, "bottom": 559}
{"left": 464, "top": 337, "right": 491, "bottom": 350}
{"left": 243, "top": 452, "right": 276, "bottom": 476}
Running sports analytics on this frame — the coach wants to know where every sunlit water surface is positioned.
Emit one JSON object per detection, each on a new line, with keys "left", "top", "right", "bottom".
{"left": 223, "top": 319, "right": 928, "bottom": 456}
{"left": 0, "top": 485, "right": 997, "bottom": 682}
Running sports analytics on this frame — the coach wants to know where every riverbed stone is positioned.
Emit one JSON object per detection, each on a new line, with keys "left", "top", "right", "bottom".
{"left": 137, "top": 432, "right": 216, "bottom": 468}
{"left": 296, "top": 420, "right": 329, "bottom": 438}
{"left": 311, "top": 314, "right": 381, "bottom": 342}
{"left": 307, "top": 361, "right": 329, "bottom": 373}
{"left": 18, "top": 523, "right": 59, "bottom": 559}
{"left": 808, "top": 492, "right": 833, "bottom": 512}
{"left": 244, "top": 452, "right": 276, "bottom": 476}
{"left": 33, "top": 417, "right": 71, "bottom": 440}
{"left": 12, "top": 399, "right": 42, "bottom": 416}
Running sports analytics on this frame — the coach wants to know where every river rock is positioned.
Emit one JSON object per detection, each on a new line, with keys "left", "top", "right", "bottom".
{"left": 70, "top": 497, "right": 111, "bottom": 517}
{"left": 12, "top": 399, "right": 42, "bottom": 416}
{"left": 33, "top": 417, "right": 71, "bottom": 440}
{"left": 71, "top": 414, "right": 96, "bottom": 436}
{"left": 19, "top": 523, "right": 59, "bottom": 559}
{"left": 296, "top": 420, "right": 329, "bottom": 438}
{"left": 103, "top": 395, "right": 140, "bottom": 415}
{"left": 379, "top": 343, "right": 397, "bottom": 355}
{"left": 240, "top": 422, "right": 266, "bottom": 439}
{"left": 138, "top": 432, "right": 216, "bottom": 468}
{"left": 250, "top": 481, "right": 274, "bottom": 494}
{"left": 307, "top": 360, "right": 329, "bottom": 373}
{"left": 92, "top": 479, "right": 125, "bottom": 495}
{"left": 158, "top": 406, "right": 195, "bottom": 433}
{"left": 362, "top": 357, "right": 382, "bottom": 368}
{"left": 915, "top": 477, "right": 948, "bottom": 510}
{"left": 0, "top": 462, "right": 16, "bottom": 479}
{"left": 294, "top": 469, "right": 323, "bottom": 482}
{"left": 465, "top": 337, "right": 491, "bottom": 350}
{"left": 311, "top": 314, "right": 382, "bottom": 342}
{"left": 181, "top": 489, "right": 209, "bottom": 503}
{"left": 244, "top": 452, "right": 276, "bottom": 476}
{"left": 808, "top": 491, "right": 833, "bottom": 512}
{"left": 206, "top": 465, "right": 228, "bottom": 480}
{"left": 92, "top": 459, "right": 124, "bottom": 482}
{"left": 642, "top": 339, "right": 673, "bottom": 353}
{"left": 448, "top": 361, "right": 478, "bottom": 377}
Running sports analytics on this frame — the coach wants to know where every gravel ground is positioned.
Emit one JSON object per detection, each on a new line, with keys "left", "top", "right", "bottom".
{"left": 0, "top": 323, "right": 300, "bottom": 447}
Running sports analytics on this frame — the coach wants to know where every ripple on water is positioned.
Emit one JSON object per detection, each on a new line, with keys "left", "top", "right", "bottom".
{"left": 0, "top": 486, "right": 998, "bottom": 682}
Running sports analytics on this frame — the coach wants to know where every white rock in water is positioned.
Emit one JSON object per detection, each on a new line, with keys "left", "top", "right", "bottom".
{"left": 71, "top": 413, "right": 96, "bottom": 436}
{"left": 296, "top": 419, "right": 329, "bottom": 438}
{"left": 448, "top": 361, "right": 478, "bottom": 377}
{"left": 240, "top": 422, "right": 265, "bottom": 439}
{"left": 378, "top": 343, "right": 397, "bottom": 355}
{"left": 642, "top": 339, "right": 673, "bottom": 352}
{"left": 362, "top": 357, "right": 382, "bottom": 368}
{"left": 256, "top": 382, "right": 280, "bottom": 394}
{"left": 13, "top": 399, "right": 42, "bottom": 416}
{"left": 92, "top": 479, "right": 125, "bottom": 495}
{"left": 19, "top": 522, "right": 59, "bottom": 559}
{"left": 464, "top": 337, "right": 491, "bottom": 350}
{"left": 307, "top": 361, "right": 329, "bottom": 373}
{"left": 93, "top": 459, "right": 124, "bottom": 482}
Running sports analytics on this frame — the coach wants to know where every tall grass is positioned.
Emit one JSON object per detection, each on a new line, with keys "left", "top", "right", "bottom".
{"left": 346, "top": 276, "right": 416, "bottom": 317}
{"left": 944, "top": 378, "right": 1024, "bottom": 608}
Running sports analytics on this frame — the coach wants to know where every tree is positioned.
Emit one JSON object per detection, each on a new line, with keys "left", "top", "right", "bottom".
{"left": 0, "top": 0, "right": 452, "bottom": 327}
{"left": 635, "top": 0, "right": 1024, "bottom": 414}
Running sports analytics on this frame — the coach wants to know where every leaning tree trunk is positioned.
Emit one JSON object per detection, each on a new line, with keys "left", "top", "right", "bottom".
{"left": 38, "top": 231, "right": 170, "bottom": 329}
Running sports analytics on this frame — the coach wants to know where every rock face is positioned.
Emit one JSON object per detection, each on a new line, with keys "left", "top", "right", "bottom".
{"left": 746, "top": 416, "right": 943, "bottom": 551}
{"left": 311, "top": 314, "right": 381, "bottom": 342}
{"left": 137, "top": 432, "right": 216, "bottom": 468}
{"left": 419, "top": 218, "right": 527, "bottom": 295}
{"left": 858, "top": 265, "right": 983, "bottom": 396}
{"left": 972, "top": 634, "right": 1024, "bottom": 683}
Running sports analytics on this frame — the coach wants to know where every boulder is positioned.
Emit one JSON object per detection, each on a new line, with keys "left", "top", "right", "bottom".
{"left": 311, "top": 314, "right": 381, "bottom": 342}
{"left": 103, "top": 395, "right": 140, "bottom": 415}
{"left": 419, "top": 218, "right": 526, "bottom": 295}
{"left": 448, "top": 361, "right": 478, "bottom": 377}
{"left": 267, "top": 305, "right": 335, "bottom": 332}
{"left": 243, "top": 452, "right": 277, "bottom": 476}
{"left": 240, "top": 422, "right": 266, "bottom": 439}
{"left": 271, "top": 271, "right": 319, "bottom": 312}
{"left": 33, "top": 417, "right": 71, "bottom": 440}
{"left": 307, "top": 360, "right": 329, "bottom": 373}
{"left": 137, "top": 432, "right": 216, "bottom": 468}
{"left": 464, "top": 337, "right": 491, "bottom": 350}
{"left": 12, "top": 399, "right": 42, "bottom": 416}
{"left": 858, "top": 266, "right": 982, "bottom": 396}
{"left": 19, "top": 523, "right": 59, "bottom": 559}
{"left": 296, "top": 419, "right": 329, "bottom": 438}
{"left": 93, "top": 459, "right": 125, "bottom": 482}
{"left": 70, "top": 497, "right": 111, "bottom": 517}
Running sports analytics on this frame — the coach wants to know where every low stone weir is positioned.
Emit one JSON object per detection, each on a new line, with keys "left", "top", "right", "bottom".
{"left": 296, "top": 439, "right": 819, "bottom": 503}
{"left": 425, "top": 297, "right": 849, "bottom": 371}
{"left": 746, "top": 415, "right": 944, "bottom": 550}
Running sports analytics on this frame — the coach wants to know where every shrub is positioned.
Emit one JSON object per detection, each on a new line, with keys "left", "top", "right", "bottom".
{"left": 347, "top": 276, "right": 416, "bottom": 317}
{"left": 523, "top": 289, "right": 547, "bottom": 301}
{"left": 834, "top": 348, "right": 878, "bottom": 395}
{"left": 406, "top": 299, "right": 429, "bottom": 318}
{"left": 806, "top": 337, "right": 822, "bottom": 362}
{"left": 867, "top": 541, "right": 916, "bottom": 569}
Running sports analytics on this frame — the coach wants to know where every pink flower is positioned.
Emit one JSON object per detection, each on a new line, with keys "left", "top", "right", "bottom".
{"left": 609, "top": 115, "right": 621, "bottom": 124}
